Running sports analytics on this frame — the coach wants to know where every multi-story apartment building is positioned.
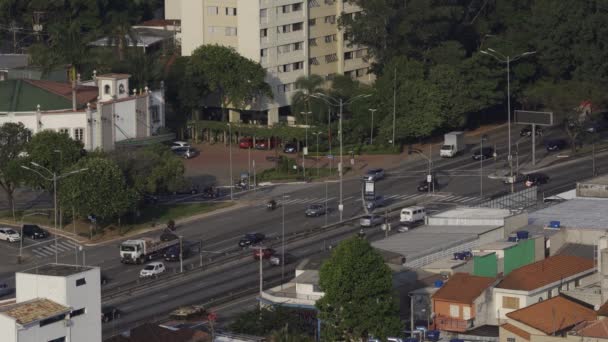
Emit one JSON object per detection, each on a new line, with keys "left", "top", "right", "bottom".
{"left": 165, "top": 0, "right": 372, "bottom": 125}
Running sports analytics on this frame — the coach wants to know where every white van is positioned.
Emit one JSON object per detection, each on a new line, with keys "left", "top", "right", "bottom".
{"left": 400, "top": 206, "right": 426, "bottom": 223}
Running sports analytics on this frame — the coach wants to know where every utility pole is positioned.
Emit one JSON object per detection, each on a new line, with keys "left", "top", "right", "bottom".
{"left": 369, "top": 108, "right": 377, "bottom": 145}
{"left": 227, "top": 124, "right": 233, "bottom": 200}
{"left": 392, "top": 66, "right": 397, "bottom": 145}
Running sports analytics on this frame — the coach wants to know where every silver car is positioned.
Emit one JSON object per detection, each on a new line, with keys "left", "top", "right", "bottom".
{"left": 305, "top": 204, "right": 326, "bottom": 217}
{"left": 365, "top": 195, "right": 386, "bottom": 211}
{"left": 363, "top": 168, "right": 386, "bottom": 182}
{"left": 360, "top": 215, "right": 384, "bottom": 227}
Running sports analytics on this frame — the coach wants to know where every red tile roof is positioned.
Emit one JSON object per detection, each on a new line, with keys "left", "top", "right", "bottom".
{"left": 507, "top": 296, "right": 596, "bottom": 335}
{"left": 23, "top": 79, "right": 98, "bottom": 107}
{"left": 497, "top": 255, "right": 594, "bottom": 291}
{"left": 432, "top": 273, "right": 495, "bottom": 304}
{"left": 501, "top": 323, "right": 531, "bottom": 340}
{"left": 597, "top": 300, "right": 608, "bottom": 317}
{"left": 571, "top": 320, "right": 608, "bottom": 338}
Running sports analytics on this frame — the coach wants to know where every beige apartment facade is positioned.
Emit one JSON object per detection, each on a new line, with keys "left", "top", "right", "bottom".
{"left": 165, "top": 0, "right": 372, "bottom": 125}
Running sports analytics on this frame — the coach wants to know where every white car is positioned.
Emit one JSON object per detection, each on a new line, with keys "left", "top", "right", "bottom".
{"left": 0, "top": 228, "right": 20, "bottom": 242}
{"left": 140, "top": 262, "right": 166, "bottom": 278}
{"left": 170, "top": 141, "right": 191, "bottom": 150}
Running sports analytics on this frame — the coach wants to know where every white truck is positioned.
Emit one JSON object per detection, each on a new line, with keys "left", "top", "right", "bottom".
{"left": 440, "top": 131, "right": 465, "bottom": 157}
{"left": 120, "top": 237, "right": 179, "bottom": 264}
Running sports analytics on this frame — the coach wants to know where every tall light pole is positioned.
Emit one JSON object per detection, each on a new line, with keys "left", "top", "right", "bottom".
{"left": 21, "top": 163, "right": 87, "bottom": 263}
{"left": 300, "top": 111, "right": 312, "bottom": 179}
{"left": 369, "top": 108, "right": 377, "bottom": 145}
{"left": 281, "top": 194, "right": 289, "bottom": 287}
{"left": 227, "top": 123, "right": 233, "bottom": 200}
{"left": 479, "top": 135, "right": 488, "bottom": 198}
{"left": 392, "top": 66, "right": 397, "bottom": 146}
{"left": 311, "top": 93, "right": 371, "bottom": 221}
{"left": 312, "top": 132, "right": 323, "bottom": 177}
{"left": 480, "top": 48, "right": 536, "bottom": 193}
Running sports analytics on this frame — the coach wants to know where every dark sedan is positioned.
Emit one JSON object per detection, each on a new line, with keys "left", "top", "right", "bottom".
{"left": 284, "top": 143, "right": 297, "bottom": 153}
{"left": 525, "top": 173, "right": 550, "bottom": 187}
{"left": 305, "top": 204, "right": 326, "bottom": 217}
{"left": 239, "top": 233, "right": 265, "bottom": 248}
{"left": 472, "top": 147, "right": 494, "bottom": 160}
{"left": 545, "top": 139, "right": 567, "bottom": 152}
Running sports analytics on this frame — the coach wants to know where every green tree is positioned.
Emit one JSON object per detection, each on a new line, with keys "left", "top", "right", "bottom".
{"left": 290, "top": 74, "right": 326, "bottom": 124}
{"left": 0, "top": 123, "right": 31, "bottom": 219}
{"left": 59, "top": 157, "right": 137, "bottom": 221}
{"left": 188, "top": 45, "right": 272, "bottom": 121}
{"left": 316, "top": 237, "right": 400, "bottom": 341}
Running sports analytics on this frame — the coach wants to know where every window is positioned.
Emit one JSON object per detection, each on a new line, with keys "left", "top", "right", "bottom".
{"left": 355, "top": 49, "right": 366, "bottom": 58}
{"left": 292, "top": 22, "right": 303, "bottom": 31}
{"left": 226, "top": 7, "right": 237, "bottom": 16}
{"left": 207, "top": 6, "right": 218, "bottom": 15}
{"left": 324, "top": 0, "right": 335, "bottom": 4}
{"left": 502, "top": 296, "right": 520, "bottom": 309}
{"left": 293, "top": 42, "right": 303, "bottom": 51}
{"left": 309, "top": 38, "right": 317, "bottom": 46}
{"left": 58, "top": 128, "right": 69, "bottom": 135}
{"left": 344, "top": 51, "right": 353, "bottom": 60}
{"left": 48, "top": 338, "right": 66, "bottom": 342}
{"left": 260, "top": 8, "right": 267, "bottom": 17}
{"left": 40, "top": 314, "right": 66, "bottom": 327}
{"left": 575, "top": 279, "right": 581, "bottom": 287}
{"left": 292, "top": 3, "right": 302, "bottom": 11}
{"left": 293, "top": 61, "right": 304, "bottom": 70}
{"left": 71, "top": 308, "right": 85, "bottom": 317}
{"left": 150, "top": 105, "right": 159, "bottom": 122}
{"left": 325, "top": 53, "right": 338, "bottom": 63}
{"left": 76, "top": 278, "right": 86, "bottom": 286}
{"left": 280, "top": 64, "right": 292, "bottom": 73}
{"left": 308, "top": 18, "right": 316, "bottom": 26}
{"left": 281, "top": 5, "right": 291, "bottom": 13}
{"left": 309, "top": 57, "right": 319, "bottom": 65}
{"left": 208, "top": 26, "right": 222, "bottom": 34}
{"left": 449, "top": 304, "right": 460, "bottom": 318}
{"left": 260, "top": 48, "right": 267, "bottom": 57}
{"left": 260, "top": 28, "right": 268, "bottom": 37}
{"left": 74, "top": 128, "right": 84, "bottom": 142}
{"left": 225, "top": 27, "right": 237, "bottom": 36}
{"left": 278, "top": 44, "right": 291, "bottom": 54}
{"left": 324, "top": 15, "right": 336, "bottom": 24}
{"left": 463, "top": 306, "right": 471, "bottom": 320}
{"left": 104, "top": 85, "right": 110, "bottom": 94}
{"left": 278, "top": 24, "right": 291, "bottom": 33}
{"left": 324, "top": 35, "right": 333, "bottom": 43}
{"left": 356, "top": 68, "right": 368, "bottom": 77}
{"left": 507, "top": 338, "right": 516, "bottom": 342}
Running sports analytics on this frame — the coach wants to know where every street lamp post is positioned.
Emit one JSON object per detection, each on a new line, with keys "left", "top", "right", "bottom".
{"left": 369, "top": 108, "right": 377, "bottom": 145}
{"left": 311, "top": 93, "right": 371, "bottom": 221}
{"left": 281, "top": 194, "right": 289, "bottom": 287}
{"left": 480, "top": 48, "right": 536, "bottom": 193}
{"left": 300, "top": 111, "right": 312, "bottom": 179}
{"left": 480, "top": 135, "right": 488, "bottom": 198}
{"left": 21, "top": 163, "right": 87, "bottom": 263}
{"left": 312, "top": 132, "right": 323, "bottom": 177}
{"left": 227, "top": 123, "right": 233, "bottom": 200}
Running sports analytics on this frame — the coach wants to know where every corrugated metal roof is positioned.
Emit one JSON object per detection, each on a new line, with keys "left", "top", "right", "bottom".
{"left": 528, "top": 199, "right": 608, "bottom": 229}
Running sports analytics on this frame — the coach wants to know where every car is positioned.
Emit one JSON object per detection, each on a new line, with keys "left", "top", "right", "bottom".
{"left": 170, "top": 305, "right": 206, "bottom": 320}
{"left": 139, "top": 262, "right": 166, "bottom": 278}
{"left": 503, "top": 173, "right": 525, "bottom": 184}
{"left": 164, "top": 243, "right": 193, "bottom": 262}
{"left": 585, "top": 120, "right": 608, "bottom": 133}
{"left": 283, "top": 143, "right": 297, "bottom": 153}
{"left": 520, "top": 126, "right": 543, "bottom": 137}
{"left": 239, "top": 233, "right": 265, "bottom": 248}
{"left": 253, "top": 248, "right": 276, "bottom": 260}
{"left": 172, "top": 147, "right": 199, "bottom": 159}
{"left": 525, "top": 173, "right": 550, "bottom": 187}
{"left": 363, "top": 168, "right": 386, "bottom": 182}
{"left": 545, "top": 139, "right": 567, "bottom": 152}
{"left": 360, "top": 215, "right": 384, "bottom": 227}
{"left": 101, "top": 306, "right": 123, "bottom": 323}
{"left": 255, "top": 138, "right": 279, "bottom": 150}
{"left": 270, "top": 253, "right": 295, "bottom": 266}
{"left": 417, "top": 179, "right": 437, "bottom": 192}
{"left": 305, "top": 204, "right": 326, "bottom": 217}
{"left": 472, "top": 147, "right": 494, "bottom": 160}
{"left": 21, "top": 224, "right": 48, "bottom": 239}
{"left": 0, "top": 228, "right": 20, "bottom": 242}
{"left": 239, "top": 137, "right": 254, "bottom": 149}
{"left": 170, "top": 141, "right": 191, "bottom": 150}
{"left": 365, "top": 195, "right": 386, "bottom": 211}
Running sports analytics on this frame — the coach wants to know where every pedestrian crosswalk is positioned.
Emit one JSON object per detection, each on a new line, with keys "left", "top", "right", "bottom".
{"left": 432, "top": 194, "right": 480, "bottom": 204}
{"left": 30, "top": 239, "right": 80, "bottom": 258}
{"left": 266, "top": 193, "right": 481, "bottom": 207}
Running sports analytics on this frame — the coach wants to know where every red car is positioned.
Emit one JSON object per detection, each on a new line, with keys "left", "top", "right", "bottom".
{"left": 253, "top": 248, "right": 276, "bottom": 260}
{"left": 239, "top": 137, "right": 254, "bottom": 149}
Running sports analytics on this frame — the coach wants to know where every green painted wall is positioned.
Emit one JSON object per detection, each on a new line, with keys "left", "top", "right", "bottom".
{"left": 474, "top": 253, "right": 498, "bottom": 277}
{"left": 504, "top": 239, "right": 535, "bottom": 275}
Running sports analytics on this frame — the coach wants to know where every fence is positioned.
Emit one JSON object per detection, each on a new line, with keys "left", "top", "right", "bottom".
{"left": 475, "top": 186, "right": 537, "bottom": 210}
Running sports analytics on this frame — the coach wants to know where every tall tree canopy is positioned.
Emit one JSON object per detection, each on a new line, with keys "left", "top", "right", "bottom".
{"left": 0, "top": 123, "right": 31, "bottom": 218}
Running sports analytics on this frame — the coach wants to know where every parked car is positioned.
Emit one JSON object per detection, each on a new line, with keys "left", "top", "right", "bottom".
{"left": 417, "top": 179, "right": 437, "bottom": 192}
{"left": 239, "top": 137, "right": 254, "bottom": 149}
{"left": 545, "top": 139, "right": 567, "bottom": 152}
{"left": 365, "top": 195, "right": 386, "bottom": 211}
{"left": 255, "top": 138, "right": 280, "bottom": 150}
{"left": 21, "top": 224, "right": 48, "bottom": 239}
{"left": 170, "top": 141, "right": 191, "bottom": 150}
{"left": 305, "top": 204, "right": 326, "bottom": 217}
{"left": 585, "top": 120, "right": 608, "bottom": 133}
{"left": 283, "top": 143, "right": 297, "bottom": 153}
{"left": 520, "top": 126, "right": 543, "bottom": 137}
{"left": 101, "top": 306, "right": 123, "bottom": 323}
{"left": 253, "top": 248, "right": 276, "bottom": 260}
{"left": 363, "top": 168, "right": 386, "bottom": 182}
{"left": 172, "top": 147, "right": 199, "bottom": 159}
{"left": 239, "top": 233, "right": 265, "bottom": 248}
{"left": 525, "top": 173, "right": 550, "bottom": 187}
{"left": 360, "top": 215, "right": 384, "bottom": 227}
{"left": 270, "top": 253, "right": 295, "bottom": 266}
{"left": 0, "top": 228, "right": 20, "bottom": 242}
{"left": 139, "top": 262, "right": 166, "bottom": 278}
{"left": 472, "top": 147, "right": 494, "bottom": 160}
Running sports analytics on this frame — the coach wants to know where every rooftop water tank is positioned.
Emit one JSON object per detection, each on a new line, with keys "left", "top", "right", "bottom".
{"left": 434, "top": 280, "right": 444, "bottom": 288}
{"left": 549, "top": 220, "right": 561, "bottom": 228}
{"left": 516, "top": 231, "right": 529, "bottom": 240}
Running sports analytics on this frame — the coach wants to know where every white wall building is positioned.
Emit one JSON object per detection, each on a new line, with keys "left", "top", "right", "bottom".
{"left": 166, "top": 0, "right": 373, "bottom": 125}
{"left": 0, "top": 73, "right": 166, "bottom": 151}
{"left": 0, "top": 264, "right": 101, "bottom": 342}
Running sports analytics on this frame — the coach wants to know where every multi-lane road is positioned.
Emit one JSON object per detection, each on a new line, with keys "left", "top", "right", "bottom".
{"left": 0, "top": 125, "right": 605, "bottom": 338}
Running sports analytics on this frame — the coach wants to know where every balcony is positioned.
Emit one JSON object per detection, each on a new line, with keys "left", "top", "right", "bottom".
{"left": 433, "top": 315, "right": 474, "bottom": 333}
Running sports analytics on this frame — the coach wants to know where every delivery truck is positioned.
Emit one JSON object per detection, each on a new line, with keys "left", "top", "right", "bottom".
{"left": 439, "top": 132, "right": 465, "bottom": 157}
{"left": 120, "top": 237, "right": 179, "bottom": 264}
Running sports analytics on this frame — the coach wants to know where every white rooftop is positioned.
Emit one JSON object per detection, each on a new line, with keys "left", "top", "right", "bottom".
{"left": 529, "top": 199, "right": 608, "bottom": 229}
